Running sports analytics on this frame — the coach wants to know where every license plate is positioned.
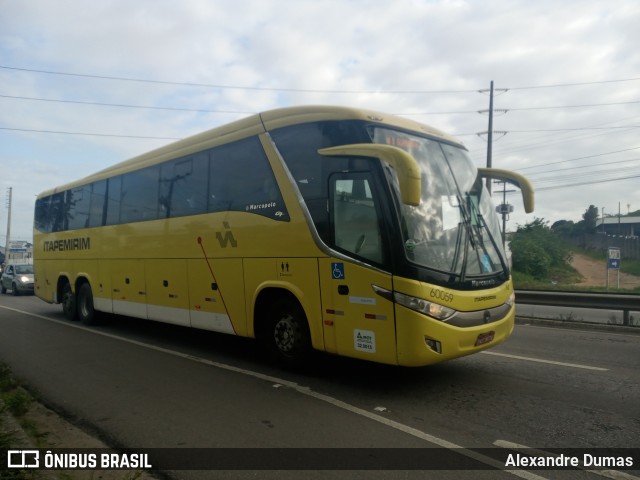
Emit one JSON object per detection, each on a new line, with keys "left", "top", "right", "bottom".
{"left": 475, "top": 331, "right": 495, "bottom": 346}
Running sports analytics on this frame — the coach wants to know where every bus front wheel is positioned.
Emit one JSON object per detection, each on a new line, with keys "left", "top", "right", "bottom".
{"left": 264, "top": 297, "right": 312, "bottom": 366}
{"left": 61, "top": 282, "right": 77, "bottom": 321}
{"left": 77, "top": 283, "right": 97, "bottom": 325}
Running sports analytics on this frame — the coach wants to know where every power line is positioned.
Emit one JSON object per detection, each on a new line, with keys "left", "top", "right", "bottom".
{"left": 515, "top": 146, "right": 640, "bottom": 171}
{"left": 4, "top": 64, "right": 640, "bottom": 94}
{"left": 469, "top": 115, "right": 640, "bottom": 162}
{"left": 0, "top": 93, "right": 488, "bottom": 116}
{"left": 506, "top": 100, "right": 640, "bottom": 111}
{"left": 3, "top": 123, "right": 636, "bottom": 142}
{"left": 0, "top": 127, "right": 180, "bottom": 140}
{"left": 530, "top": 164, "right": 640, "bottom": 184}
{"left": 0, "top": 65, "right": 478, "bottom": 94}
{"left": 404, "top": 99, "right": 640, "bottom": 115}
{"left": 526, "top": 158, "right": 640, "bottom": 178}
{"left": 4, "top": 93, "right": 639, "bottom": 117}
{"left": 535, "top": 173, "right": 640, "bottom": 191}
{"left": 507, "top": 77, "right": 640, "bottom": 90}
{"left": 3, "top": 122, "right": 639, "bottom": 143}
{"left": 496, "top": 172, "right": 640, "bottom": 193}
{"left": 0, "top": 94, "right": 253, "bottom": 114}
{"left": 508, "top": 126, "right": 640, "bottom": 133}
{"left": 456, "top": 125, "right": 640, "bottom": 137}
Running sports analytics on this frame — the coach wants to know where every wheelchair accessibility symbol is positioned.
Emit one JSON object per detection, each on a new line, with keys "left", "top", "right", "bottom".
{"left": 332, "top": 262, "right": 345, "bottom": 279}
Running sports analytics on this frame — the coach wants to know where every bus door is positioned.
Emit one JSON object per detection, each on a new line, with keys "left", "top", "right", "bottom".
{"left": 319, "top": 173, "right": 397, "bottom": 364}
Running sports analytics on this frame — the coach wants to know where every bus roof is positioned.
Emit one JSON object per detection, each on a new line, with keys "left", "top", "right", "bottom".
{"left": 37, "top": 105, "right": 465, "bottom": 198}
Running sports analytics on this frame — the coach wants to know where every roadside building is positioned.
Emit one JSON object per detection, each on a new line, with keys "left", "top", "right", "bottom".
{"left": 595, "top": 216, "right": 640, "bottom": 238}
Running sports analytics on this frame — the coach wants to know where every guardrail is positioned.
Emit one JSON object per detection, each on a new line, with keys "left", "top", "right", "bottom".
{"left": 515, "top": 290, "right": 640, "bottom": 326}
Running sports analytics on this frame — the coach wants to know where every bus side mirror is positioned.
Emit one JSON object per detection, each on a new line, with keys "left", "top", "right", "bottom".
{"left": 478, "top": 168, "right": 535, "bottom": 213}
{"left": 318, "top": 144, "right": 422, "bottom": 206}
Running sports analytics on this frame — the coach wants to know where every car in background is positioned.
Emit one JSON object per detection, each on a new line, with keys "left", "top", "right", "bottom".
{"left": 1, "top": 264, "right": 35, "bottom": 295}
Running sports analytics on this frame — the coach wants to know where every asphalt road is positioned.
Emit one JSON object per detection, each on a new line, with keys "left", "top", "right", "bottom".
{"left": 1, "top": 293, "right": 638, "bottom": 480}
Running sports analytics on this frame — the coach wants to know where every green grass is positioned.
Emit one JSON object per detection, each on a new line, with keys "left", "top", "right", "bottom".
{"left": 512, "top": 245, "right": 640, "bottom": 293}
{"left": 512, "top": 262, "right": 582, "bottom": 290}
{"left": 1, "top": 364, "right": 147, "bottom": 479}
{"left": 0, "top": 363, "right": 36, "bottom": 479}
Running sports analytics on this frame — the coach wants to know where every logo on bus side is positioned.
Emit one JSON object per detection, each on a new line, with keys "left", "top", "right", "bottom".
{"left": 43, "top": 237, "right": 91, "bottom": 252}
{"left": 215, "top": 222, "right": 237, "bottom": 248}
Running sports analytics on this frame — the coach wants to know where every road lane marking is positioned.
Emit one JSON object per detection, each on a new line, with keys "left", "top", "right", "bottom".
{"left": 3, "top": 304, "right": 551, "bottom": 478}
{"left": 518, "top": 324, "right": 640, "bottom": 340}
{"left": 480, "top": 351, "right": 609, "bottom": 371}
{"left": 495, "top": 440, "right": 640, "bottom": 480}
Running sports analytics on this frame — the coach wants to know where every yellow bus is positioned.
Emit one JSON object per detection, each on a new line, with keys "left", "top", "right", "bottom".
{"left": 33, "top": 106, "right": 533, "bottom": 367}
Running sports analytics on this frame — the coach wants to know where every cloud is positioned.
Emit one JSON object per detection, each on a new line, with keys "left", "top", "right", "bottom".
{"left": 1, "top": 0, "right": 639, "bottom": 242}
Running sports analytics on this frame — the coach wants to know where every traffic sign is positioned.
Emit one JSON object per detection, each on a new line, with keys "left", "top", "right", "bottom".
{"left": 607, "top": 247, "right": 621, "bottom": 270}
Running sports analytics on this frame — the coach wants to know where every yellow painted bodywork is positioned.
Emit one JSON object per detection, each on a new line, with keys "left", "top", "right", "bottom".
{"left": 34, "top": 106, "right": 520, "bottom": 367}
{"left": 392, "top": 276, "right": 515, "bottom": 366}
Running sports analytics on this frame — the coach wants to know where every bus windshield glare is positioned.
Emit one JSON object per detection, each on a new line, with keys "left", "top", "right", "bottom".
{"left": 372, "top": 128, "right": 506, "bottom": 279}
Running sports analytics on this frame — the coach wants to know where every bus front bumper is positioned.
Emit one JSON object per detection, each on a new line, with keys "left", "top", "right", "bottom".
{"left": 395, "top": 305, "right": 515, "bottom": 367}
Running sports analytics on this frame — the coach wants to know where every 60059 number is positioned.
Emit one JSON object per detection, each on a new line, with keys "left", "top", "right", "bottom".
{"left": 430, "top": 289, "right": 454, "bottom": 303}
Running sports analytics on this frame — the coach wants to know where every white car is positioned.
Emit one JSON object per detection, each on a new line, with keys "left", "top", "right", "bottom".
{"left": 1, "top": 264, "right": 35, "bottom": 295}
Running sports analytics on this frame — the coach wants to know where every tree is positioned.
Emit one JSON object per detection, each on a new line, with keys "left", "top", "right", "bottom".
{"left": 582, "top": 205, "right": 599, "bottom": 232}
{"left": 551, "top": 219, "right": 575, "bottom": 236}
{"left": 510, "top": 218, "right": 572, "bottom": 279}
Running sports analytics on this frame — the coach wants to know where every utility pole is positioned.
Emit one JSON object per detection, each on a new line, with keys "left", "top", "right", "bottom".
{"left": 618, "top": 202, "right": 621, "bottom": 235}
{"left": 486, "top": 81, "right": 494, "bottom": 193}
{"left": 478, "top": 81, "right": 508, "bottom": 193}
{"left": 4, "top": 187, "right": 12, "bottom": 264}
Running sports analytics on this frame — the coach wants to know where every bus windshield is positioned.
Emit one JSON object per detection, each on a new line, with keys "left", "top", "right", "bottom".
{"left": 372, "top": 128, "right": 507, "bottom": 279}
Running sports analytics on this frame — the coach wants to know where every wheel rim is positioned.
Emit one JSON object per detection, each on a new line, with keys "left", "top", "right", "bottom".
{"left": 79, "top": 297, "right": 89, "bottom": 318}
{"left": 63, "top": 289, "right": 73, "bottom": 313}
{"left": 273, "top": 314, "right": 300, "bottom": 354}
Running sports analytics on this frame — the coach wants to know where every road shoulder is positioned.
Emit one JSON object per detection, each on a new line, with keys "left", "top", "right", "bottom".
{"left": 1, "top": 393, "right": 159, "bottom": 480}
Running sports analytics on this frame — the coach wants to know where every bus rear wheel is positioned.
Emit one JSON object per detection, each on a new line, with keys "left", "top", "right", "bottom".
{"left": 61, "top": 282, "right": 77, "bottom": 321}
{"left": 77, "top": 283, "right": 98, "bottom": 325}
{"left": 264, "top": 297, "right": 312, "bottom": 367}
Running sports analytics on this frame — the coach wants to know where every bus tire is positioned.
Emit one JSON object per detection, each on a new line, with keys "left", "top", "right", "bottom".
{"left": 77, "top": 282, "right": 98, "bottom": 325}
{"left": 263, "top": 296, "right": 312, "bottom": 367}
{"left": 61, "top": 282, "right": 77, "bottom": 321}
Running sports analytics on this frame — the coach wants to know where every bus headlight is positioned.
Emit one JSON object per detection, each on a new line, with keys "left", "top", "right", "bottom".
{"left": 506, "top": 292, "right": 515, "bottom": 308}
{"left": 394, "top": 292, "right": 456, "bottom": 321}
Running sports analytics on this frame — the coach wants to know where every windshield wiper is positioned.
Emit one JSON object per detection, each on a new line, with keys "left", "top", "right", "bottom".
{"left": 476, "top": 207, "right": 509, "bottom": 274}
{"left": 450, "top": 194, "right": 472, "bottom": 281}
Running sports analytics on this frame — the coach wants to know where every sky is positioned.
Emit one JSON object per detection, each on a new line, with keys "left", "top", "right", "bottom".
{"left": 1, "top": 0, "right": 639, "bottom": 244}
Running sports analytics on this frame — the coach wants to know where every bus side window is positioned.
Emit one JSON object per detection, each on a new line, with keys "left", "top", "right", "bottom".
{"left": 160, "top": 153, "right": 208, "bottom": 218}
{"left": 67, "top": 185, "right": 91, "bottom": 230}
{"left": 119, "top": 166, "right": 160, "bottom": 223}
{"left": 89, "top": 180, "right": 107, "bottom": 228}
{"left": 50, "top": 192, "right": 66, "bottom": 232}
{"left": 208, "top": 137, "right": 288, "bottom": 221}
{"left": 105, "top": 176, "right": 122, "bottom": 226}
{"left": 35, "top": 196, "right": 52, "bottom": 232}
